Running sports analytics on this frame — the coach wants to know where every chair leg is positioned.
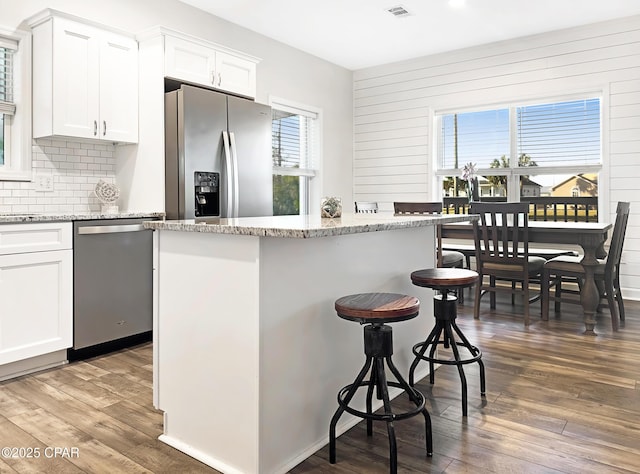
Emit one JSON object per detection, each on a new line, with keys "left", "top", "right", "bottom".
{"left": 554, "top": 278, "right": 562, "bottom": 313}
{"left": 473, "top": 275, "right": 482, "bottom": 320}
{"left": 541, "top": 268, "right": 549, "bottom": 321}
{"left": 443, "top": 323, "right": 469, "bottom": 416}
{"left": 615, "top": 271, "right": 625, "bottom": 322}
{"left": 489, "top": 276, "right": 496, "bottom": 309}
{"left": 604, "top": 279, "right": 619, "bottom": 331}
{"left": 386, "top": 357, "right": 433, "bottom": 457}
{"left": 374, "top": 359, "right": 398, "bottom": 474}
{"left": 523, "top": 279, "right": 530, "bottom": 327}
{"left": 450, "top": 320, "right": 486, "bottom": 397}
{"left": 409, "top": 323, "right": 441, "bottom": 386}
{"left": 330, "top": 356, "right": 373, "bottom": 464}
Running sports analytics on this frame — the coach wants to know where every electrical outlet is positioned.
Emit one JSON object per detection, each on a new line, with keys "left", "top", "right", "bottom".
{"left": 35, "top": 175, "right": 54, "bottom": 192}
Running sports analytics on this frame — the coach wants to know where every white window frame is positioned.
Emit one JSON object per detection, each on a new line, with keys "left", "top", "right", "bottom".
{"left": 433, "top": 90, "right": 607, "bottom": 217}
{"left": 269, "top": 96, "right": 322, "bottom": 215}
{"left": 0, "top": 26, "right": 31, "bottom": 182}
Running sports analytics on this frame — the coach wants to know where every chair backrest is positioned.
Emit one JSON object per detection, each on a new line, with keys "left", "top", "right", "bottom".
{"left": 393, "top": 202, "right": 442, "bottom": 215}
{"left": 606, "top": 201, "right": 630, "bottom": 274}
{"left": 354, "top": 201, "right": 378, "bottom": 213}
{"left": 471, "top": 202, "right": 531, "bottom": 278}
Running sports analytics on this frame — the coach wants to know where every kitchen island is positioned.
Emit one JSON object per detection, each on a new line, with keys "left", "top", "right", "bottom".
{"left": 145, "top": 212, "right": 473, "bottom": 474}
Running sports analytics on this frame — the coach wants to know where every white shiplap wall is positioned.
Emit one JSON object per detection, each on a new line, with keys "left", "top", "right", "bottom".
{"left": 354, "top": 15, "right": 640, "bottom": 298}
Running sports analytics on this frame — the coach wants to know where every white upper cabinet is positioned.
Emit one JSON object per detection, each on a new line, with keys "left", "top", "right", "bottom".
{"left": 165, "top": 35, "right": 216, "bottom": 87}
{"left": 164, "top": 34, "right": 257, "bottom": 98}
{"left": 30, "top": 11, "right": 139, "bottom": 143}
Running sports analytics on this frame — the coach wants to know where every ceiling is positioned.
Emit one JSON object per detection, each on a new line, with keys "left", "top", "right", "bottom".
{"left": 178, "top": 0, "right": 640, "bottom": 70}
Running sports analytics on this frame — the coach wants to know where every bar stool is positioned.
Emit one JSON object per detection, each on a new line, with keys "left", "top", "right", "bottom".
{"left": 329, "top": 292, "right": 433, "bottom": 473}
{"left": 408, "top": 268, "right": 485, "bottom": 416}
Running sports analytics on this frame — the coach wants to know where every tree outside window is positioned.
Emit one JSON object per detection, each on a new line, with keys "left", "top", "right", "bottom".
{"left": 436, "top": 97, "right": 601, "bottom": 202}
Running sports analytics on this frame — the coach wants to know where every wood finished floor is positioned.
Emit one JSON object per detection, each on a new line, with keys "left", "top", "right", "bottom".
{"left": 1, "top": 296, "right": 639, "bottom": 473}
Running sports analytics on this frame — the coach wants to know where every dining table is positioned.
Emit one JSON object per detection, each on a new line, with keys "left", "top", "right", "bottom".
{"left": 441, "top": 220, "right": 613, "bottom": 335}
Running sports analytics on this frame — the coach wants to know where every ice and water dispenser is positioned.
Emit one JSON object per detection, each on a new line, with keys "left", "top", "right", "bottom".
{"left": 194, "top": 171, "right": 220, "bottom": 217}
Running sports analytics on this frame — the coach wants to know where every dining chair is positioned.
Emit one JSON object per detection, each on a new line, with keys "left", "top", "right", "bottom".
{"left": 354, "top": 201, "right": 378, "bottom": 213}
{"left": 471, "top": 202, "right": 546, "bottom": 326}
{"left": 393, "top": 202, "right": 465, "bottom": 269}
{"left": 541, "top": 201, "right": 630, "bottom": 331}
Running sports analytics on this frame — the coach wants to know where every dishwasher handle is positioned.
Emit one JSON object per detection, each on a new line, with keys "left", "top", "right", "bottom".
{"left": 77, "top": 224, "right": 147, "bottom": 235}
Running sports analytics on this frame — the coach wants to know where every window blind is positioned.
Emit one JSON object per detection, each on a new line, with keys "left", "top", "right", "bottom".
{"left": 0, "top": 41, "right": 17, "bottom": 115}
{"left": 516, "top": 98, "right": 600, "bottom": 166}
{"left": 272, "top": 108, "right": 318, "bottom": 175}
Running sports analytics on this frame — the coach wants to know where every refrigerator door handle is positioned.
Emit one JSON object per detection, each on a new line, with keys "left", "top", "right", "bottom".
{"left": 229, "top": 131, "right": 240, "bottom": 217}
{"left": 222, "top": 130, "right": 234, "bottom": 217}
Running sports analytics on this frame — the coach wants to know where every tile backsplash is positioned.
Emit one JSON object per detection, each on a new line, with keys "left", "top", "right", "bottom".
{"left": 0, "top": 138, "right": 117, "bottom": 214}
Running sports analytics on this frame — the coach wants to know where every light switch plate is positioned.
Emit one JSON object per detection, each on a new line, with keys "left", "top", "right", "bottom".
{"left": 35, "top": 175, "right": 54, "bottom": 192}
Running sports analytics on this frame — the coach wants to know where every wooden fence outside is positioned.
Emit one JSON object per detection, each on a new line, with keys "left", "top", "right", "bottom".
{"left": 443, "top": 196, "right": 598, "bottom": 222}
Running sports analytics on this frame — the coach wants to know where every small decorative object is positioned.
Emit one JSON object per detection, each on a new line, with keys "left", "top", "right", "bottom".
{"left": 95, "top": 179, "right": 120, "bottom": 214}
{"left": 321, "top": 196, "right": 342, "bottom": 218}
{"left": 460, "top": 162, "right": 477, "bottom": 203}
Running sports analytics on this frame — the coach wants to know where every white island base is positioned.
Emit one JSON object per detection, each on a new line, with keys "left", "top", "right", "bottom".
{"left": 151, "top": 215, "right": 454, "bottom": 473}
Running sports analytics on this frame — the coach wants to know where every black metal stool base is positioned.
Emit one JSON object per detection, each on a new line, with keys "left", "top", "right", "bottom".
{"left": 329, "top": 324, "right": 433, "bottom": 474}
{"left": 409, "top": 291, "right": 486, "bottom": 416}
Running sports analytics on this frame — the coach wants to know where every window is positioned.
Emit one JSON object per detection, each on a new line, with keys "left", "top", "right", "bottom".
{"left": 0, "top": 28, "right": 30, "bottom": 181}
{"left": 270, "top": 98, "right": 321, "bottom": 215}
{"left": 0, "top": 39, "right": 16, "bottom": 167}
{"left": 436, "top": 96, "right": 601, "bottom": 203}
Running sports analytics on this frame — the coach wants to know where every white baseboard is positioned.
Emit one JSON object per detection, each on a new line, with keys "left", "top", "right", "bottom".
{"left": 621, "top": 287, "right": 640, "bottom": 302}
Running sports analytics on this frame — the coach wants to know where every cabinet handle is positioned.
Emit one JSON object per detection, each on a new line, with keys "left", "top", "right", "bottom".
{"left": 103, "top": 121, "right": 107, "bottom": 136}
{"left": 211, "top": 70, "right": 216, "bottom": 85}
{"left": 94, "top": 120, "right": 97, "bottom": 136}
{"left": 218, "top": 72, "right": 222, "bottom": 86}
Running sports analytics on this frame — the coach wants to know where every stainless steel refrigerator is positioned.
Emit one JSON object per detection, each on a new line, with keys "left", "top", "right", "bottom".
{"left": 165, "top": 84, "right": 273, "bottom": 219}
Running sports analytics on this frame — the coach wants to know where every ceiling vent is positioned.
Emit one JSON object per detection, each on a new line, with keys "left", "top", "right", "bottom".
{"left": 386, "top": 5, "right": 412, "bottom": 18}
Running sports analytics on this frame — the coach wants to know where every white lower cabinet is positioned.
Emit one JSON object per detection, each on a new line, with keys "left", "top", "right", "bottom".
{"left": 0, "top": 223, "right": 73, "bottom": 367}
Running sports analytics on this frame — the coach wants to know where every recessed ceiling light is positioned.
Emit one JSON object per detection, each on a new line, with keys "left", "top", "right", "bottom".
{"left": 449, "top": 0, "right": 466, "bottom": 8}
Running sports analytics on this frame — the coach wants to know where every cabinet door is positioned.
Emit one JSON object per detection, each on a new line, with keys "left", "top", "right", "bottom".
{"left": 52, "top": 18, "right": 100, "bottom": 139}
{"left": 100, "top": 32, "right": 139, "bottom": 143}
{"left": 215, "top": 51, "right": 257, "bottom": 98}
{"left": 0, "top": 250, "right": 72, "bottom": 365}
{"left": 165, "top": 35, "right": 216, "bottom": 87}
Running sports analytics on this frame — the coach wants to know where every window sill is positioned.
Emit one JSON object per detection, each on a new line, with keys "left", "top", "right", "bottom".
{"left": 0, "top": 169, "right": 32, "bottom": 182}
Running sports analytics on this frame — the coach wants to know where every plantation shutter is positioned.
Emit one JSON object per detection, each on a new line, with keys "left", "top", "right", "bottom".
{"left": 0, "top": 37, "right": 17, "bottom": 116}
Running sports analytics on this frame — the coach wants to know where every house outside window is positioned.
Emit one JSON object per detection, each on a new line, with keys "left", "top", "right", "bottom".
{"left": 270, "top": 97, "right": 321, "bottom": 215}
{"left": 0, "top": 28, "right": 31, "bottom": 181}
{"left": 436, "top": 96, "right": 602, "bottom": 206}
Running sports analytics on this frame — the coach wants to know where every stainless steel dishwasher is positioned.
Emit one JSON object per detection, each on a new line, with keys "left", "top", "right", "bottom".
{"left": 70, "top": 218, "right": 154, "bottom": 359}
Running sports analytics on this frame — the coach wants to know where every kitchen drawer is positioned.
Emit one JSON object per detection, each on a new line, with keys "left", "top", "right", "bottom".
{"left": 0, "top": 222, "right": 72, "bottom": 255}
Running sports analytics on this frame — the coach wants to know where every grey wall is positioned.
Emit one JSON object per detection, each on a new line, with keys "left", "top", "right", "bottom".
{"left": 1, "top": 0, "right": 354, "bottom": 211}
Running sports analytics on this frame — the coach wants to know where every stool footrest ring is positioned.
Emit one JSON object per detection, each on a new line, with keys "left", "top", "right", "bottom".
{"left": 412, "top": 341, "right": 483, "bottom": 366}
{"left": 336, "top": 381, "right": 426, "bottom": 423}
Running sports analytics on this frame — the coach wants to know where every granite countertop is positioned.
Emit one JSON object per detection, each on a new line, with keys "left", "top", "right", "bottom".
{"left": 143, "top": 212, "right": 477, "bottom": 238}
{"left": 0, "top": 211, "right": 165, "bottom": 224}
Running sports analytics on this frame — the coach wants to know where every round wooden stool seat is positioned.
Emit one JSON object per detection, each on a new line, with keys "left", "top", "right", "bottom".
{"left": 330, "top": 292, "right": 432, "bottom": 471}
{"left": 408, "top": 267, "right": 485, "bottom": 417}
{"left": 411, "top": 268, "right": 478, "bottom": 290}
{"left": 335, "top": 292, "right": 420, "bottom": 324}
